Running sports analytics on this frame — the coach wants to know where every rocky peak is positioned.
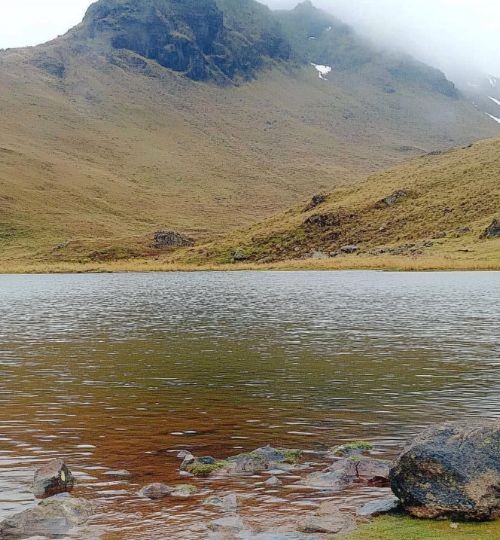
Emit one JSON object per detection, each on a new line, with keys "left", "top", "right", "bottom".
{"left": 75, "top": 0, "right": 289, "bottom": 82}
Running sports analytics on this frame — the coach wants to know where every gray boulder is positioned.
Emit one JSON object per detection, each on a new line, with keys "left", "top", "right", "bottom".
{"left": 33, "top": 459, "right": 75, "bottom": 499}
{"left": 0, "top": 494, "right": 94, "bottom": 538}
{"left": 390, "top": 420, "right": 500, "bottom": 521}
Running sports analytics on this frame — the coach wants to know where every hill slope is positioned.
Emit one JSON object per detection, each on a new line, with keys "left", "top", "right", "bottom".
{"left": 0, "top": 0, "right": 498, "bottom": 265}
{"left": 184, "top": 137, "right": 500, "bottom": 267}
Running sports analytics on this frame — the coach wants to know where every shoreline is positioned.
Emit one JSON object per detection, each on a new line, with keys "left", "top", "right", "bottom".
{"left": 0, "top": 254, "right": 499, "bottom": 275}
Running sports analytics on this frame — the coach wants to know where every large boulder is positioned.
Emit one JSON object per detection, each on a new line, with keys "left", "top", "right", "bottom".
{"left": 0, "top": 494, "right": 94, "bottom": 538}
{"left": 33, "top": 459, "right": 75, "bottom": 499}
{"left": 390, "top": 420, "right": 500, "bottom": 521}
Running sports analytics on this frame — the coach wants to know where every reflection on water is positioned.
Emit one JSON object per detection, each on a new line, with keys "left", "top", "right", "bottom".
{"left": 0, "top": 271, "right": 499, "bottom": 537}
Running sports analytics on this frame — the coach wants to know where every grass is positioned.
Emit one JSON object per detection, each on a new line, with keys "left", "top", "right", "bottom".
{"left": 180, "top": 137, "right": 500, "bottom": 269}
{"left": 342, "top": 515, "right": 500, "bottom": 540}
{"left": 0, "top": 31, "right": 497, "bottom": 267}
{"left": 0, "top": 250, "right": 499, "bottom": 274}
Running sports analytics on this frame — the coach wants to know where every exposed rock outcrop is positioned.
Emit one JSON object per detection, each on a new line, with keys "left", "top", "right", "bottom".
{"left": 390, "top": 420, "right": 500, "bottom": 521}
{"left": 482, "top": 218, "right": 500, "bottom": 238}
{"left": 375, "top": 190, "right": 408, "bottom": 208}
{"left": 153, "top": 230, "right": 193, "bottom": 249}
{"left": 76, "top": 0, "right": 289, "bottom": 83}
{"left": 304, "top": 194, "right": 327, "bottom": 212}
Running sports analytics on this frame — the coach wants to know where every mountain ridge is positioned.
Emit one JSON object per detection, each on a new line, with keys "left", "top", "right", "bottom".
{"left": 0, "top": 0, "right": 498, "bottom": 265}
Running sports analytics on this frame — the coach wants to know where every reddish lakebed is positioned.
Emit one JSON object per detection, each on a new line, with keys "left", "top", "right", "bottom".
{"left": 0, "top": 272, "right": 498, "bottom": 538}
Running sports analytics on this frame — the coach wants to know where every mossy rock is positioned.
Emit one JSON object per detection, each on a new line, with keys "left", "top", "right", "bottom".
{"left": 331, "top": 441, "right": 373, "bottom": 457}
{"left": 186, "top": 460, "right": 229, "bottom": 477}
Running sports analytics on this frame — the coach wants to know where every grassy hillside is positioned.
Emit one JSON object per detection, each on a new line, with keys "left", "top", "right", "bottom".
{"left": 0, "top": 0, "right": 498, "bottom": 267}
{"left": 179, "top": 137, "right": 500, "bottom": 268}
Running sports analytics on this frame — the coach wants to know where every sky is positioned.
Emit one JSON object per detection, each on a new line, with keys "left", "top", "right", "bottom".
{"left": 0, "top": 0, "right": 498, "bottom": 78}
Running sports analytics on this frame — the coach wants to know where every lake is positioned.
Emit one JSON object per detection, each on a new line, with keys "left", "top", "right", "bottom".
{"left": 0, "top": 271, "right": 498, "bottom": 537}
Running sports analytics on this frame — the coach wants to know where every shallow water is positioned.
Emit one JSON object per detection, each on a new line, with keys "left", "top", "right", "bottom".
{"left": 0, "top": 271, "right": 498, "bottom": 537}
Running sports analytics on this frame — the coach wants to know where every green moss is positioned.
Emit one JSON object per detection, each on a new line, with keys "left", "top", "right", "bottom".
{"left": 186, "top": 460, "right": 228, "bottom": 477}
{"left": 332, "top": 441, "right": 373, "bottom": 456}
{"left": 342, "top": 515, "right": 500, "bottom": 540}
{"left": 276, "top": 448, "right": 303, "bottom": 464}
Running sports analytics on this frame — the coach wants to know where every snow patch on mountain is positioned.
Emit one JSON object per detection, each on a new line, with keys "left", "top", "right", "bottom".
{"left": 311, "top": 63, "right": 332, "bottom": 80}
{"left": 486, "top": 113, "right": 500, "bottom": 124}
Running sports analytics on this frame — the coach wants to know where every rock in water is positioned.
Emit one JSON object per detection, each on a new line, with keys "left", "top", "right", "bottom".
{"left": 298, "top": 501, "right": 357, "bottom": 534}
{"left": 390, "top": 420, "right": 500, "bottom": 521}
{"left": 33, "top": 459, "right": 75, "bottom": 498}
{"left": 0, "top": 494, "right": 94, "bottom": 538}
{"left": 139, "top": 483, "right": 174, "bottom": 500}
{"left": 357, "top": 496, "right": 400, "bottom": 517}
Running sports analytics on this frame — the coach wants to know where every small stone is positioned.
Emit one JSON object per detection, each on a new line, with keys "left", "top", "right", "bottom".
{"left": 33, "top": 459, "right": 75, "bottom": 499}
{"left": 298, "top": 502, "right": 357, "bottom": 534}
{"left": 264, "top": 476, "right": 282, "bottom": 487}
{"left": 208, "top": 515, "right": 246, "bottom": 534}
{"left": 340, "top": 245, "right": 359, "bottom": 254}
{"left": 180, "top": 453, "right": 196, "bottom": 470}
{"left": 171, "top": 484, "right": 198, "bottom": 498}
{"left": 357, "top": 496, "right": 400, "bottom": 517}
{"left": 139, "top": 483, "right": 173, "bottom": 500}
{"left": 102, "top": 469, "right": 131, "bottom": 478}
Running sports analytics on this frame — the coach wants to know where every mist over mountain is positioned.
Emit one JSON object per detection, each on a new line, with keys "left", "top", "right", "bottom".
{"left": 265, "top": 0, "right": 500, "bottom": 82}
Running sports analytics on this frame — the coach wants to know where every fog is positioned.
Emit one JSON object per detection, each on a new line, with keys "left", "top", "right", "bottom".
{"left": 266, "top": 0, "right": 500, "bottom": 79}
{"left": 0, "top": 0, "right": 498, "bottom": 79}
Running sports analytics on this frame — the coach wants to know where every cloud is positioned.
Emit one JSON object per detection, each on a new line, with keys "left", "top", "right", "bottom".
{"left": 0, "top": 1, "right": 92, "bottom": 49}
{"left": 265, "top": 0, "right": 500, "bottom": 78}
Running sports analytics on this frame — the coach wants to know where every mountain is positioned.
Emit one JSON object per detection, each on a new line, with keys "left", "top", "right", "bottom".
{"left": 0, "top": 0, "right": 498, "bottom": 266}
{"left": 187, "top": 137, "right": 500, "bottom": 267}
{"left": 460, "top": 73, "right": 500, "bottom": 125}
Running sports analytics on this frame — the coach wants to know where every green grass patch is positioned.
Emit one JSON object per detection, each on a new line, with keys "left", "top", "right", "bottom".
{"left": 342, "top": 515, "right": 500, "bottom": 540}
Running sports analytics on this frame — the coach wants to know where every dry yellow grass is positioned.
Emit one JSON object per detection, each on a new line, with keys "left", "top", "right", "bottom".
{"left": 0, "top": 36, "right": 498, "bottom": 267}
{"left": 1, "top": 246, "right": 498, "bottom": 274}
{"left": 182, "top": 137, "right": 500, "bottom": 268}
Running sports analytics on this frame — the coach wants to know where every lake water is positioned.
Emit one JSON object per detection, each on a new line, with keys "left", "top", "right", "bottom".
{"left": 0, "top": 271, "right": 498, "bottom": 538}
